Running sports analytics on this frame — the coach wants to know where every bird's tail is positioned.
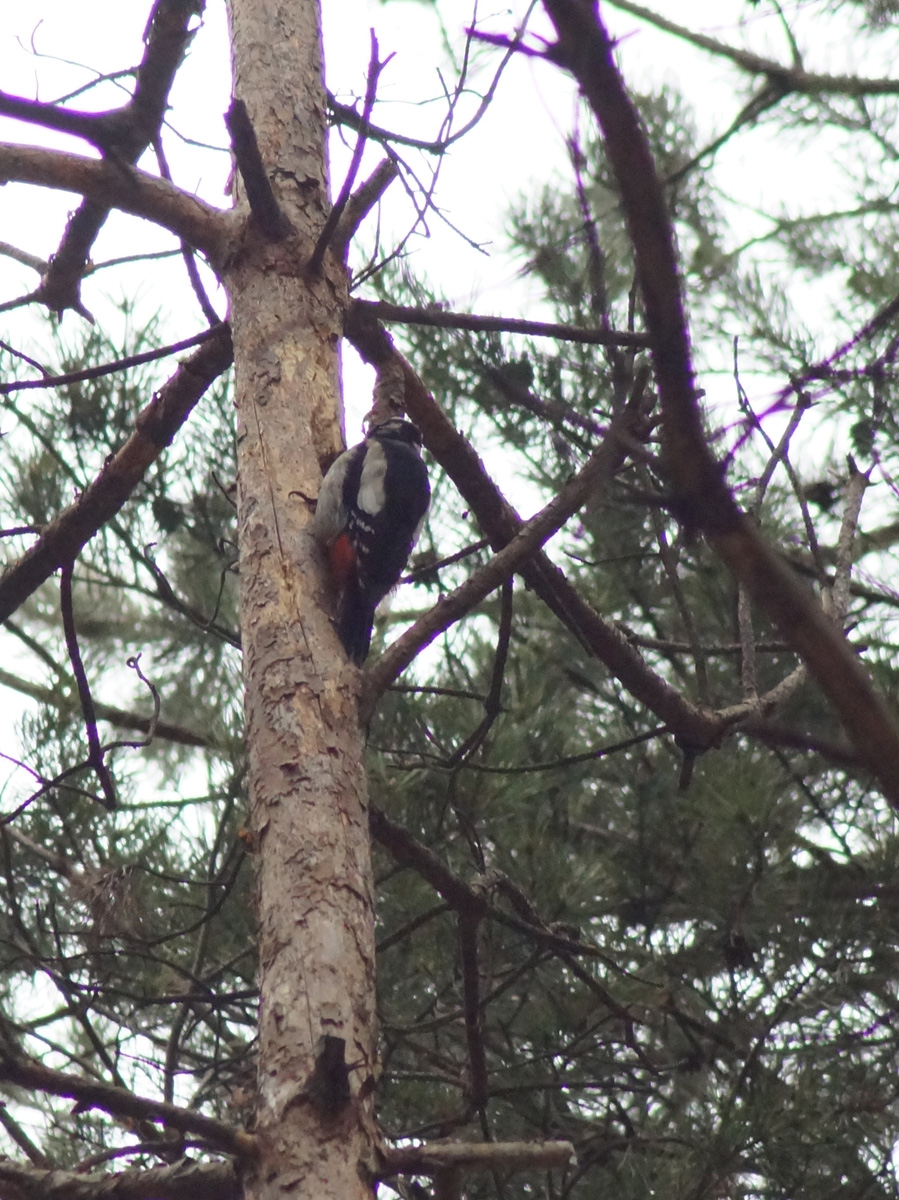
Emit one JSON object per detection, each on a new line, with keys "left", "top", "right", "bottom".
{"left": 336, "top": 585, "right": 376, "bottom": 665}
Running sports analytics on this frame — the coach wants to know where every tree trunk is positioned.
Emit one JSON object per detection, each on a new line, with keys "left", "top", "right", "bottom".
{"left": 224, "top": 1, "right": 378, "bottom": 1195}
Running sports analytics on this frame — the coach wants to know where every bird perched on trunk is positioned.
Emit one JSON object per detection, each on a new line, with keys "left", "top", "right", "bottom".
{"left": 313, "top": 418, "right": 431, "bottom": 664}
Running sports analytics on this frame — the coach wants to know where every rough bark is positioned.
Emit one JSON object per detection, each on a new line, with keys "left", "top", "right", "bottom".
{"left": 224, "top": 1, "right": 377, "bottom": 1197}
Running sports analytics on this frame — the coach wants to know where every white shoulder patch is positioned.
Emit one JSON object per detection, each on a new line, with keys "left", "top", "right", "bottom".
{"left": 356, "top": 441, "right": 387, "bottom": 515}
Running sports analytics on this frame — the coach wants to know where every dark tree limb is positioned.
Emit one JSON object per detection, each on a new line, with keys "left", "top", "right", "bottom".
{"left": 0, "top": 91, "right": 121, "bottom": 151}
{"left": 0, "top": 326, "right": 233, "bottom": 624}
{"left": 354, "top": 298, "right": 650, "bottom": 348}
{"left": 224, "top": 99, "right": 293, "bottom": 242}
{"left": 0, "top": 1105, "right": 51, "bottom": 1169}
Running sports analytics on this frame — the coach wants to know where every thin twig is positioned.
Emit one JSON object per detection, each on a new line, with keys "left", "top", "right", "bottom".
{"left": 0, "top": 328, "right": 219, "bottom": 395}
{"left": 59, "top": 562, "right": 117, "bottom": 811}
{"left": 458, "top": 909, "right": 488, "bottom": 1111}
{"left": 447, "top": 580, "right": 514, "bottom": 767}
{"left": 154, "top": 134, "right": 221, "bottom": 325}
{"left": 309, "top": 31, "right": 388, "bottom": 274}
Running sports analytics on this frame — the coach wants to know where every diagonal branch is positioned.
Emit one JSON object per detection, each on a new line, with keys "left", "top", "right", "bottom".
{"left": 0, "top": 325, "right": 233, "bottom": 625}
{"left": 0, "top": 665, "right": 217, "bottom": 750}
{"left": 59, "top": 563, "right": 117, "bottom": 810}
{"left": 345, "top": 303, "right": 725, "bottom": 750}
{"left": 0, "top": 145, "right": 234, "bottom": 266}
{"left": 0, "top": 328, "right": 219, "bottom": 395}
{"left": 362, "top": 392, "right": 646, "bottom": 714}
{"left": 541, "top": 0, "right": 899, "bottom": 805}
{"left": 224, "top": 99, "right": 293, "bottom": 242}
{"left": 308, "top": 31, "right": 387, "bottom": 274}
{"left": 333, "top": 158, "right": 399, "bottom": 256}
{"left": 0, "top": 1053, "right": 254, "bottom": 1158}
{"left": 24, "top": 0, "right": 205, "bottom": 316}
{"left": 605, "top": 0, "right": 899, "bottom": 96}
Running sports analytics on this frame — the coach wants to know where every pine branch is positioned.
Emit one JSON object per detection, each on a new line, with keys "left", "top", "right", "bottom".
{"left": 354, "top": 299, "right": 650, "bottom": 348}
{"left": 0, "top": 1155, "right": 239, "bottom": 1200}
{"left": 605, "top": 0, "right": 899, "bottom": 96}
{"left": 542, "top": 0, "right": 899, "bottom": 808}
{"left": 0, "top": 1054, "right": 254, "bottom": 1159}
{"left": 381, "top": 1140, "right": 574, "bottom": 1177}
{"left": 0, "top": 325, "right": 233, "bottom": 624}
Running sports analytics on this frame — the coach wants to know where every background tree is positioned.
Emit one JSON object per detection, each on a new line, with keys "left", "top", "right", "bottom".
{"left": 2, "top": 2, "right": 899, "bottom": 1199}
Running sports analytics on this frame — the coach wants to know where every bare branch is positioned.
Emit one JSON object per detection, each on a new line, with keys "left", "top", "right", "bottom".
{"left": 152, "top": 136, "right": 223, "bottom": 325}
{"left": 0, "top": 1102, "right": 52, "bottom": 1169}
{"left": 59, "top": 562, "right": 118, "bottom": 810}
{"left": 0, "top": 1053, "right": 254, "bottom": 1159}
{"left": 0, "top": 240, "right": 47, "bottom": 274}
{"left": 333, "top": 158, "right": 398, "bottom": 257}
{"left": 0, "top": 89, "right": 126, "bottom": 151}
{"left": 0, "top": 145, "right": 234, "bottom": 267}
{"left": 0, "top": 328, "right": 220, "bottom": 395}
{"left": 308, "top": 31, "right": 386, "bottom": 274}
{"left": 21, "top": 0, "right": 206, "bottom": 316}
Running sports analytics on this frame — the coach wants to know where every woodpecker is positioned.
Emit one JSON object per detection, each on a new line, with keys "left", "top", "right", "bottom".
{"left": 314, "top": 418, "right": 431, "bottom": 664}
